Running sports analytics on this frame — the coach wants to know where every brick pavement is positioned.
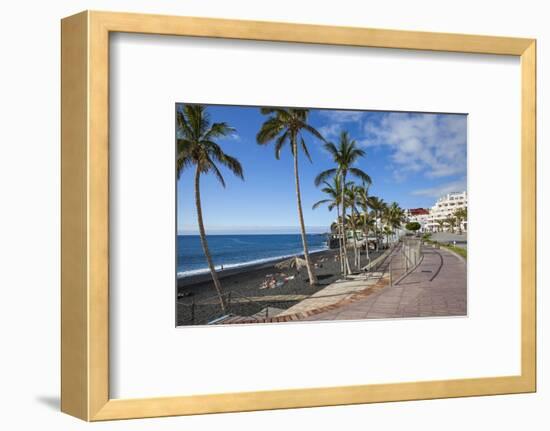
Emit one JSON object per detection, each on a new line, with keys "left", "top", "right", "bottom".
{"left": 304, "top": 245, "right": 467, "bottom": 321}
{"left": 275, "top": 271, "right": 384, "bottom": 317}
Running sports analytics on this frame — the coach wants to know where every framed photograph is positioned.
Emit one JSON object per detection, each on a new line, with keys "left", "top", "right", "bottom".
{"left": 174, "top": 104, "right": 468, "bottom": 326}
{"left": 61, "top": 11, "right": 536, "bottom": 421}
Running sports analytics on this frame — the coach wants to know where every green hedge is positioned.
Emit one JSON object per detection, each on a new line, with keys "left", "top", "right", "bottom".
{"left": 423, "top": 239, "right": 467, "bottom": 260}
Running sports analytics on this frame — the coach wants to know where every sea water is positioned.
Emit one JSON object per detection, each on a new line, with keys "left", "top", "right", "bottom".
{"left": 177, "top": 234, "right": 328, "bottom": 277}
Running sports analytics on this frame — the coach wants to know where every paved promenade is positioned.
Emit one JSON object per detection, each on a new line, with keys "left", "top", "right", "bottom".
{"left": 304, "top": 245, "right": 467, "bottom": 321}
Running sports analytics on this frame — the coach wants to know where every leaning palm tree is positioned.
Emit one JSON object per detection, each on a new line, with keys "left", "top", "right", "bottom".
{"left": 177, "top": 104, "right": 244, "bottom": 312}
{"left": 257, "top": 107, "right": 325, "bottom": 285}
{"left": 436, "top": 219, "right": 446, "bottom": 233}
{"left": 315, "top": 131, "right": 371, "bottom": 277}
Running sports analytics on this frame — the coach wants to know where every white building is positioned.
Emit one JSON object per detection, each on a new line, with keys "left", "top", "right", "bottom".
{"left": 425, "top": 191, "right": 468, "bottom": 233}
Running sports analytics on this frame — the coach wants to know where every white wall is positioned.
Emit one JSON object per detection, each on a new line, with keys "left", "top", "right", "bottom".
{"left": 0, "top": 0, "right": 546, "bottom": 429}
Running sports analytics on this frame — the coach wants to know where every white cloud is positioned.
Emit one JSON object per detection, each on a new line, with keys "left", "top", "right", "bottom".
{"left": 412, "top": 178, "right": 467, "bottom": 198}
{"left": 363, "top": 113, "right": 467, "bottom": 180}
{"left": 317, "top": 110, "right": 368, "bottom": 141}
{"left": 319, "top": 110, "right": 365, "bottom": 123}
{"left": 317, "top": 123, "right": 344, "bottom": 141}
{"left": 222, "top": 132, "right": 241, "bottom": 142}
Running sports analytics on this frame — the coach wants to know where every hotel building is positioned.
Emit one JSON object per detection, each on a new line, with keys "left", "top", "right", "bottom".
{"left": 425, "top": 191, "right": 467, "bottom": 233}
{"left": 406, "top": 191, "right": 468, "bottom": 233}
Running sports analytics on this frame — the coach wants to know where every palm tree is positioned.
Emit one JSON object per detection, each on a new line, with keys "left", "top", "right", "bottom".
{"left": 436, "top": 219, "right": 445, "bottom": 233}
{"left": 177, "top": 105, "right": 244, "bottom": 312}
{"left": 346, "top": 184, "right": 364, "bottom": 269}
{"left": 381, "top": 207, "right": 392, "bottom": 245}
{"left": 445, "top": 216, "right": 457, "bottom": 233}
{"left": 361, "top": 211, "right": 376, "bottom": 258}
{"left": 257, "top": 108, "right": 325, "bottom": 285}
{"left": 454, "top": 207, "right": 467, "bottom": 234}
{"left": 368, "top": 196, "right": 386, "bottom": 250}
{"left": 315, "top": 131, "right": 371, "bottom": 277}
{"left": 312, "top": 176, "right": 350, "bottom": 273}
{"left": 356, "top": 183, "right": 372, "bottom": 262}
{"left": 382, "top": 225, "right": 393, "bottom": 246}
{"left": 388, "top": 202, "right": 406, "bottom": 238}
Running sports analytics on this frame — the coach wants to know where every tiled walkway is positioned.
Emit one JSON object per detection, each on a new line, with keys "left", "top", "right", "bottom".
{"left": 276, "top": 271, "right": 384, "bottom": 317}
{"left": 304, "top": 245, "right": 467, "bottom": 321}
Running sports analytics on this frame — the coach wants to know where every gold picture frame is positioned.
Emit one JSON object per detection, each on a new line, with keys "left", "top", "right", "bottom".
{"left": 61, "top": 10, "right": 536, "bottom": 421}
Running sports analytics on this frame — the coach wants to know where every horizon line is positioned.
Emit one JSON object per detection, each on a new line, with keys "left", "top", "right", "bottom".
{"left": 178, "top": 226, "right": 330, "bottom": 235}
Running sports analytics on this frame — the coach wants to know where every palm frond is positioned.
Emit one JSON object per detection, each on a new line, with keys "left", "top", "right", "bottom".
{"left": 274, "top": 130, "right": 289, "bottom": 159}
{"left": 349, "top": 167, "right": 372, "bottom": 184}
{"left": 323, "top": 142, "right": 339, "bottom": 158}
{"left": 259, "top": 107, "right": 291, "bottom": 119}
{"left": 300, "top": 122, "right": 327, "bottom": 143}
{"left": 206, "top": 141, "right": 244, "bottom": 180}
{"left": 176, "top": 110, "right": 194, "bottom": 139}
{"left": 218, "top": 153, "right": 244, "bottom": 180}
{"left": 204, "top": 122, "right": 236, "bottom": 140}
{"left": 184, "top": 105, "right": 208, "bottom": 140}
{"left": 175, "top": 105, "right": 243, "bottom": 184}
{"left": 206, "top": 156, "right": 227, "bottom": 187}
{"left": 176, "top": 138, "right": 194, "bottom": 155}
{"left": 256, "top": 117, "right": 285, "bottom": 144}
{"left": 176, "top": 154, "right": 194, "bottom": 179}
{"left": 314, "top": 168, "right": 337, "bottom": 186}
{"left": 312, "top": 199, "right": 331, "bottom": 210}
{"left": 300, "top": 137, "right": 312, "bottom": 163}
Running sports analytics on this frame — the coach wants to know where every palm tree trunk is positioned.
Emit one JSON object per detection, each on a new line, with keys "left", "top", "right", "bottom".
{"left": 363, "top": 194, "right": 370, "bottom": 263}
{"left": 340, "top": 172, "right": 351, "bottom": 277}
{"left": 351, "top": 215, "right": 358, "bottom": 270}
{"left": 336, "top": 206, "right": 344, "bottom": 273}
{"left": 376, "top": 210, "right": 381, "bottom": 251}
{"left": 194, "top": 167, "right": 226, "bottom": 312}
{"left": 363, "top": 214, "right": 370, "bottom": 263}
{"left": 352, "top": 209, "right": 361, "bottom": 269}
{"left": 292, "top": 139, "right": 318, "bottom": 285}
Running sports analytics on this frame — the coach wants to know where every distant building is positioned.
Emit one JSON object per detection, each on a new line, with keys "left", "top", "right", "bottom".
{"left": 426, "top": 191, "right": 467, "bottom": 233}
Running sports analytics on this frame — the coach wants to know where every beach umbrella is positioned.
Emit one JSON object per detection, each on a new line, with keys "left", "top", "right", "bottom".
{"left": 275, "top": 256, "right": 307, "bottom": 271}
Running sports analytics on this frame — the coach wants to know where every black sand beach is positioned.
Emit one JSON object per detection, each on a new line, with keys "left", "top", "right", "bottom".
{"left": 176, "top": 248, "right": 380, "bottom": 325}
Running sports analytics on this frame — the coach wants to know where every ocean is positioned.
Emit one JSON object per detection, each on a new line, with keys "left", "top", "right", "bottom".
{"left": 177, "top": 234, "right": 329, "bottom": 277}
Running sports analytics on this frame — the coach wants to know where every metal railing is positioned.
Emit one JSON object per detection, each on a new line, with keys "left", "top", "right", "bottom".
{"left": 389, "top": 238, "right": 423, "bottom": 286}
{"left": 177, "top": 291, "right": 234, "bottom": 325}
{"left": 177, "top": 289, "right": 298, "bottom": 325}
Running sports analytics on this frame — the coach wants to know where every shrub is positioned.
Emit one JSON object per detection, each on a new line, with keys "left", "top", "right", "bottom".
{"left": 405, "top": 221, "right": 421, "bottom": 232}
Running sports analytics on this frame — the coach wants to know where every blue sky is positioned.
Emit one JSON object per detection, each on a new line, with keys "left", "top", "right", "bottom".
{"left": 177, "top": 104, "right": 466, "bottom": 234}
